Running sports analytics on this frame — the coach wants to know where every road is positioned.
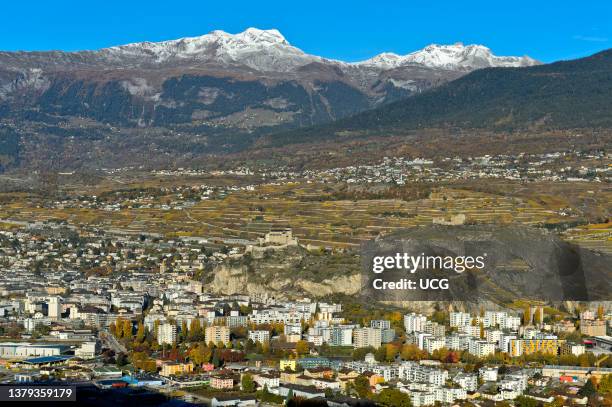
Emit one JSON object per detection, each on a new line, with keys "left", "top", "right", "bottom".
{"left": 99, "top": 330, "right": 127, "bottom": 354}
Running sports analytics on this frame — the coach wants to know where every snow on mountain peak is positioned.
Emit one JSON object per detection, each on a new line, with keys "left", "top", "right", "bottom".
{"left": 239, "top": 28, "right": 289, "bottom": 45}
{"left": 101, "top": 30, "right": 538, "bottom": 73}
{"left": 356, "top": 42, "right": 539, "bottom": 70}
{"left": 102, "top": 27, "right": 311, "bottom": 71}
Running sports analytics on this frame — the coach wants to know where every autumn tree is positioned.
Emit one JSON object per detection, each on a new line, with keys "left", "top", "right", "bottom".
{"left": 296, "top": 340, "right": 309, "bottom": 356}
{"left": 597, "top": 305, "right": 605, "bottom": 320}
{"left": 135, "top": 321, "right": 145, "bottom": 343}
{"left": 523, "top": 306, "right": 531, "bottom": 325}
{"left": 188, "top": 319, "right": 203, "bottom": 342}
{"left": 534, "top": 308, "right": 543, "bottom": 325}
{"left": 384, "top": 344, "right": 398, "bottom": 362}
{"left": 109, "top": 322, "right": 117, "bottom": 338}
{"left": 115, "top": 316, "right": 124, "bottom": 338}
{"left": 189, "top": 343, "right": 212, "bottom": 366}
{"left": 122, "top": 319, "right": 132, "bottom": 340}
{"left": 401, "top": 344, "right": 426, "bottom": 361}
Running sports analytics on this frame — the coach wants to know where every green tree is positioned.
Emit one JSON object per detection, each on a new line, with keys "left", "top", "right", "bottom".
{"left": 376, "top": 388, "right": 412, "bottom": 407}
{"left": 180, "top": 320, "right": 188, "bottom": 342}
{"left": 515, "top": 395, "right": 538, "bottom": 407}
{"left": 212, "top": 351, "right": 221, "bottom": 368}
{"left": 579, "top": 378, "right": 597, "bottom": 398}
{"left": 285, "top": 389, "right": 294, "bottom": 405}
{"left": 116, "top": 352, "right": 128, "bottom": 367}
{"left": 374, "top": 345, "right": 387, "bottom": 362}
{"left": 352, "top": 375, "right": 371, "bottom": 398}
{"left": 598, "top": 374, "right": 612, "bottom": 394}
{"left": 241, "top": 373, "right": 256, "bottom": 392}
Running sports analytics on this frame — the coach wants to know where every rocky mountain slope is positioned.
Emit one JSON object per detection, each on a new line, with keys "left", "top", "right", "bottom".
{"left": 205, "top": 226, "right": 610, "bottom": 309}
{"left": 270, "top": 48, "right": 612, "bottom": 146}
{"left": 0, "top": 28, "right": 536, "bottom": 133}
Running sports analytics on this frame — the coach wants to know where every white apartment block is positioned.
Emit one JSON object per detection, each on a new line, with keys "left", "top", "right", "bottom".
{"left": 453, "top": 372, "right": 478, "bottom": 391}
{"left": 500, "top": 316, "right": 521, "bottom": 331}
{"left": 47, "top": 297, "right": 62, "bottom": 320}
{"left": 284, "top": 323, "right": 302, "bottom": 336}
{"left": 459, "top": 325, "right": 481, "bottom": 338}
{"left": 479, "top": 367, "right": 499, "bottom": 382}
{"left": 468, "top": 339, "right": 496, "bottom": 357}
{"left": 445, "top": 334, "right": 471, "bottom": 351}
{"left": 486, "top": 329, "right": 503, "bottom": 344}
{"left": 450, "top": 312, "right": 472, "bottom": 327}
{"left": 157, "top": 323, "right": 177, "bottom": 345}
{"left": 370, "top": 320, "right": 391, "bottom": 330}
{"left": 331, "top": 326, "right": 353, "bottom": 346}
{"left": 248, "top": 330, "right": 270, "bottom": 344}
{"left": 404, "top": 313, "right": 427, "bottom": 333}
{"left": 424, "top": 337, "right": 446, "bottom": 354}
{"left": 499, "top": 334, "right": 517, "bottom": 353}
{"left": 399, "top": 362, "right": 449, "bottom": 386}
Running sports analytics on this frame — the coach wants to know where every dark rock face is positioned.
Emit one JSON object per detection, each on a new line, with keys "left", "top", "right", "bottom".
{"left": 361, "top": 225, "right": 611, "bottom": 304}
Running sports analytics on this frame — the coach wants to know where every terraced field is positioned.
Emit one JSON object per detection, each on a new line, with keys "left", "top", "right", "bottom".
{"left": 3, "top": 181, "right": 607, "bottom": 251}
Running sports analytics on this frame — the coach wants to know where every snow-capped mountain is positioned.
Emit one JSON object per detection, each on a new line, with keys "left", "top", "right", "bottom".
{"left": 0, "top": 27, "right": 542, "bottom": 160}
{"left": 356, "top": 43, "right": 538, "bottom": 71}
{"left": 99, "top": 28, "right": 325, "bottom": 72}
{"left": 40, "top": 28, "right": 536, "bottom": 73}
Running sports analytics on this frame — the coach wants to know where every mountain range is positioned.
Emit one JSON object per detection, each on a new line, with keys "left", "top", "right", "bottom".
{"left": 0, "top": 28, "right": 537, "bottom": 132}
{"left": 1, "top": 28, "right": 610, "bottom": 171}
{"left": 268, "top": 48, "right": 612, "bottom": 146}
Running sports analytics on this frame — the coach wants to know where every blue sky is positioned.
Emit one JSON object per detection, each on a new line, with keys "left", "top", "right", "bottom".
{"left": 1, "top": 0, "right": 610, "bottom": 63}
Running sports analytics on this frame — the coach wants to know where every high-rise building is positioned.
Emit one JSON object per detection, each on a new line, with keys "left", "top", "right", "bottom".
{"left": 248, "top": 330, "right": 270, "bottom": 344}
{"left": 330, "top": 326, "right": 353, "bottom": 346}
{"left": 47, "top": 297, "right": 62, "bottom": 320}
{"left": 370, "top": 320, "right": 391, "bottom": 330}
{"left": 580, "top": 320, "right": 606, "bottom": 336}
{"left": 284, "top": 323, "right": 302, "bottom": 336}
{"left": 450, "top": 312, "right": 472, "bottom": 328}
{"left": 158, "top": 323, "right": 177, "bottom": 345}
{"left": 205, "top": 325, "right": 230, "bottom": 345}
{"left": 509, "top": 339, "right": 562, "bottom": 357}
{"left": 353, "top": 327, "right": 382, "bottom": 349}
{"left": 381, "top": 328, "right": 396, "bottom": 343}
{"left": 468, "top": 339, "right": 496, "bottom": 357}
{"left": 404, "top": 313, "right": 427, "bottom": 333}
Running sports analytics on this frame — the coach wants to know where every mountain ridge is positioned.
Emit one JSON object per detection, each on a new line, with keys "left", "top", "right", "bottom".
{"left": 265, "top": 48, "right": 612, "bottom": 147}
{"left": 1, "top": 28, "right": 538, "bottom": 72}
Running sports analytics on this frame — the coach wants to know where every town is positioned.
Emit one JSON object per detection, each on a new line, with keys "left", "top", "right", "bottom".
{"left": 0, "top": 222, "right": 610, "bottom": 406}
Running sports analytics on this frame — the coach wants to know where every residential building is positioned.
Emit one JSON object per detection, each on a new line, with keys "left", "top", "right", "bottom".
{"left": 205, "top": 325, "right": 230, "bottom": 345}
{"left": 353, "top": 327, "right": 382, "bottom": 349}
{"left": 157, "top": 323, "right": 177, "bottom": 345}
{"left": 248, "top": 330, "right": 270, "bottom": 344}
{"left": 404, "top": 313, "right": 427, "bottom": 333}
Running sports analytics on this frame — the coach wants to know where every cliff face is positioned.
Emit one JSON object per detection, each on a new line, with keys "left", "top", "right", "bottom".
{"left": 209, "top": 262, "right": 361, "bottom": 299}
{"left": 206, "top": 226, "right": 611, "bottom": 312}
{"left": 207, "top": 246, "right": 361, "bottom": 299}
